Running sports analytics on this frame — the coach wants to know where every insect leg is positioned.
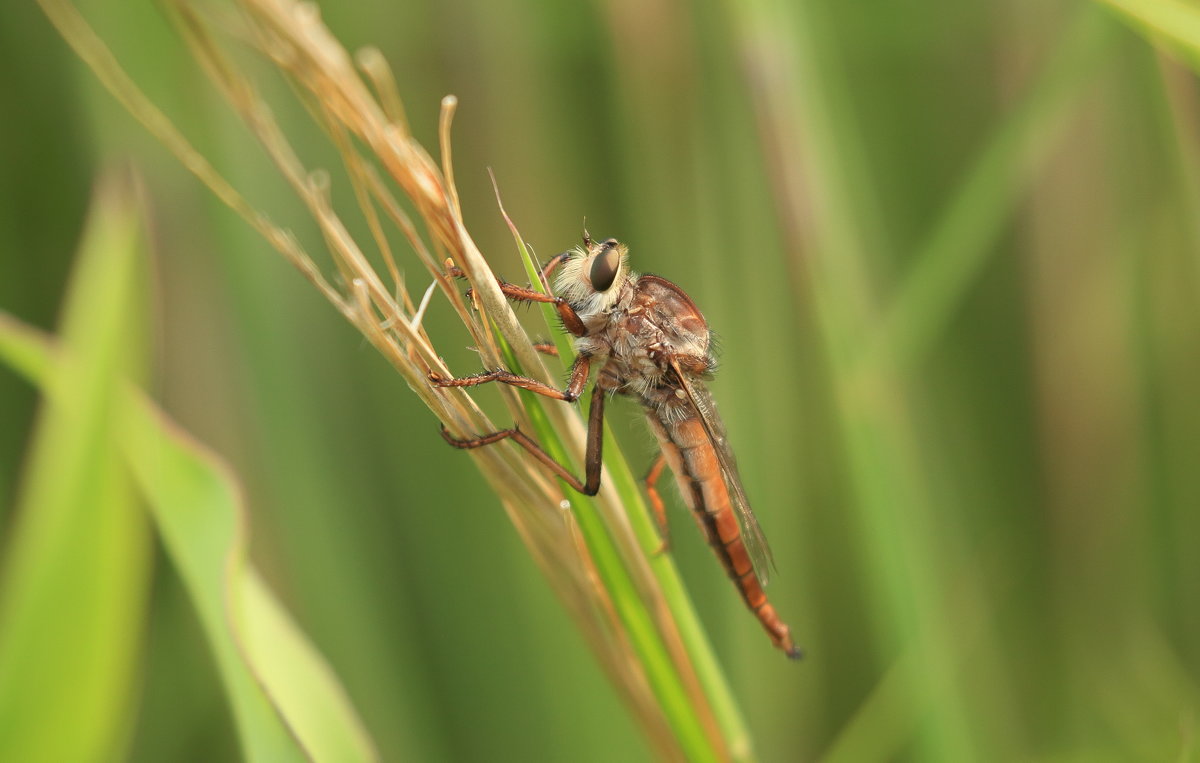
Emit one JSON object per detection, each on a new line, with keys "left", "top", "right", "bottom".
{"left": 537, "top": 251, "right": 572, "bottom": 288}
{"left": 440, "top": 382, "right": 608, "bottom": 496}
{"left": 531, "top": 342, "right": 559, "bottom": 356}
{"left": 448, "top": 250, "right": 571, "bottom": 291}
{"left": 430, "top": 353, "right": 591, "bottom": 402}
{"left": 579, "top": 381, "right": 606, "bottom": 494}
{"left": 644, "top": 452, "right": 671, "bottom": 554}
{"left": 447, "top": 261, "right": 586, "bottom": 336}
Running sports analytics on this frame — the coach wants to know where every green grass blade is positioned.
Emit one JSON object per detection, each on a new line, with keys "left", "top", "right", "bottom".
{"left": 589, "top": 417, "right": 756, "bottom": 762}
{"left": 238, "top": 569, "right": 380, "bottom": 761}
{"left": 508, "top": 229, "right": 756, "bottom": 759}
{"left": 507, "top": 229, "right": 757, "bottom": 760}
{"left": 0, "top": 317, "right": 378, "bottom": 763}
{"left": 865, "top": 7, "right": 1113, "bottom": 371}
{"left": 497, "top": 220, "right": 727, "bottom": 762}
{"left": 0, "top": 175, "right": 151, "bottom": 762}
{"left": 1099, "top": 0, "right": 1200, "bottom": 68}
{"left": 119, "top": 392, "right": 378, "bottom": 763}
{"left": 718, "top": 1, "right": 976, "bottom": 758}
{"left": 493, "top": 329, "right": 723, "bottom": 762}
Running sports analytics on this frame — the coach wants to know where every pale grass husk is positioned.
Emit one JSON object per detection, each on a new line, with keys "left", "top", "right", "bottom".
{"left": 37, "top": 0, "right": 749, "bottom": 759}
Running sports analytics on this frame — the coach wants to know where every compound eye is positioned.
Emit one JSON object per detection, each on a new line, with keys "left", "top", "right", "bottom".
{"left": 589, "top": 243, "right": 621, "bottom": 291}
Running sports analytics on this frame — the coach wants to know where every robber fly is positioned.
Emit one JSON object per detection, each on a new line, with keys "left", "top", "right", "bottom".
{"left": 430, "top": 234, "right": 800, "bottom": 659}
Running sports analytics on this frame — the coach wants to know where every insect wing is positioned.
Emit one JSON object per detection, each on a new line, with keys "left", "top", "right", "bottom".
{"left": 669, "top": 360, "right": 777, "bottom": 585}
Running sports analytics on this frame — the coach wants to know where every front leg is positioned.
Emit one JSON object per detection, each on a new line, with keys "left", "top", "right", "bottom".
{"left": 450, "top": 250, "right": 571, "bottom": 292}
{"left": 447, "top": 260, "right": 586, "bottom": 337}
{"left": 439, "top": 375, "right": 609, "bottom": 496}
{"left": 430, "top": 353, "right": 592, "bottom": 402}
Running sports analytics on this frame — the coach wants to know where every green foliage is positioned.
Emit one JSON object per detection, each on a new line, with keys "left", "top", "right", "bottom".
{"left": 0, "top": 179, "right": 376, "bottom": 762}
{"left": 3, "top": 0, "right": 1200, "bottom": 761}
{"left": 0, "top": 175, "right": 150, "bottom": 763}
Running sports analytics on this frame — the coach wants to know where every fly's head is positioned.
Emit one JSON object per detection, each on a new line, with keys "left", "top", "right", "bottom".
{"left": 553, "top": 236, "right": 633, "bottom": 319}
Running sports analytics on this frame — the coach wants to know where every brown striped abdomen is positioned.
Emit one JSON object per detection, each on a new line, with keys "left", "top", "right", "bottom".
{"left": 647, "top": 413, "right": 799, "bottom": 658}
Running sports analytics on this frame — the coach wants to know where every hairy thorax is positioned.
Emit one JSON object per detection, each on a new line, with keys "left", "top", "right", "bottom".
{"left": 571, "top": 274, "right": 714, "bottom": 416}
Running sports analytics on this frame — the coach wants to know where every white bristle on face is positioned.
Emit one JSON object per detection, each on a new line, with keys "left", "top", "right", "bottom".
{"left": 554, "top": 242, "right": 632, "bottom": 319}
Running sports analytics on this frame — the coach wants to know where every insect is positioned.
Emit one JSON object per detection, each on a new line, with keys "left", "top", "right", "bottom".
{"left": 430, "top": 234, "right": 800, "bottom": 659}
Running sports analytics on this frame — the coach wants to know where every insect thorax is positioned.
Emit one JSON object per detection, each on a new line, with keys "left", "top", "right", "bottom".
{"left": 573, "top": 274, "right": 714, "bottom": 413}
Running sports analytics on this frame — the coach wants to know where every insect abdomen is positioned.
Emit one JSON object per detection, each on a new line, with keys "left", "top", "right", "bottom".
{"left": 647, "top": 413, "right": 799, "bottom": 657}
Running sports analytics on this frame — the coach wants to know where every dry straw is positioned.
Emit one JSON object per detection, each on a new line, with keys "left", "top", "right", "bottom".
{"left": 38, "top": 0, "right": 756, "bottom": 759}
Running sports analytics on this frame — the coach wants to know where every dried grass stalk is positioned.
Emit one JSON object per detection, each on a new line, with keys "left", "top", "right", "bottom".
{"left": 38, "top": 0, "right": 757, "bottom": 759}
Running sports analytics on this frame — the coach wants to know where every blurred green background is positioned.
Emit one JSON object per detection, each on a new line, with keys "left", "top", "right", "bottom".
{"left": 3, "top": 0, "right": 1199, "bottom": 760}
